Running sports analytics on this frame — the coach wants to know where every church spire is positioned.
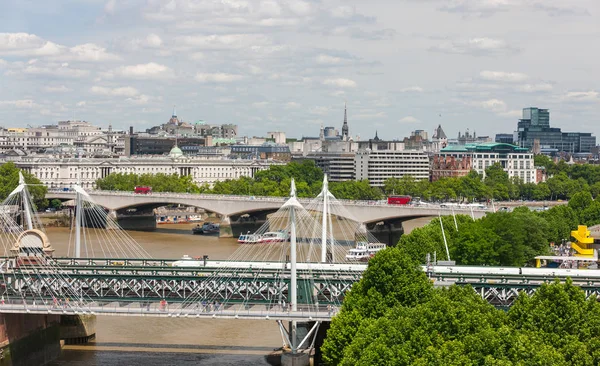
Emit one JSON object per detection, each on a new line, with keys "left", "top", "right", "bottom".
{"left": 172, "top": 105, "right": 177, "bottom": 118}
{"left": 342, "top": 102, "right": 349, "bottom": 141}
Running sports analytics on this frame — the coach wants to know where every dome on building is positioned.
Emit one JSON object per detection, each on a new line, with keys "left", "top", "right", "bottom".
{"left": 169, "top": 145, "right": 183, "bottom": 158}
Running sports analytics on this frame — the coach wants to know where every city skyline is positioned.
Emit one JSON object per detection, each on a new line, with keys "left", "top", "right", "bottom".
{"left": 1, "top": 0, "right": 599, "bottom": 140}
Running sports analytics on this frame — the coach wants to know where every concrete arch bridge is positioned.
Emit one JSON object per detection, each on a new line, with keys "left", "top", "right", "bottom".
{"left": 46, "top": 190, "right": 487, "bottom": 245}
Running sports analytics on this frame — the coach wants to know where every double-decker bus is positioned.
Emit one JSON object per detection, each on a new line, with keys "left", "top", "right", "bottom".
{"left": 387, "top": 195, "right": 411, "bottom": 205}
{"left": 134, "top": 186, "right": 152, "bottom": 194}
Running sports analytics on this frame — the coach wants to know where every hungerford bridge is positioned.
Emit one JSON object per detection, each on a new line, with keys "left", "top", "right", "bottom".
{"left": 3, "top": 174, "right": 600, "bottom": 361}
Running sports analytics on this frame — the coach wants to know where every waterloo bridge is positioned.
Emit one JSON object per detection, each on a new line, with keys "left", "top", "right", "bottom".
{"left": 46, "top": 190, "right": 488, "bottom": 245}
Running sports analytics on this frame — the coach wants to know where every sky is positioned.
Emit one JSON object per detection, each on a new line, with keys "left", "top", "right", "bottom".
{"left": 0, "top": 0, "right": 598, "bottom": 141}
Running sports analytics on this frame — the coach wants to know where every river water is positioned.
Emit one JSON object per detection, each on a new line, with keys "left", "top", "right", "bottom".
{"left": 48, "top": 218, "right": 430, "bottom": 366}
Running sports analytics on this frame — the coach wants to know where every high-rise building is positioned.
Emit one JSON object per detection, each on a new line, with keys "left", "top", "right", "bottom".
{"left": 516, "top": 107, "right": 596, "bottom": 153}
{"left": 522, "top": 107, "right": 550, "bottom": 128}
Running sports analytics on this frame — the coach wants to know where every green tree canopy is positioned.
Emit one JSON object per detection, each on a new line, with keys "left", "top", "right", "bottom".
{"left": 0, "top": 162, "right": 48, "bottom": 210}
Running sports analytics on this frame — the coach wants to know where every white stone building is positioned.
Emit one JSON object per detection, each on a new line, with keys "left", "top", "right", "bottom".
{"left": 354, "top": 150, "right": 430, "bottom": 187}
{"left": 10, "top": 147, "right": 284, "bottom": 189}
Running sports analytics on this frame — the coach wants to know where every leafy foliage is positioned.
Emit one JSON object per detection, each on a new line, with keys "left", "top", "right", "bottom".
{"left": 324, "top": 250, "right": 600, "bottom": 365}
{"left": 95, "top": 160, "right": 384, "bottom": 200}
{"left": 0, "top": 162, "right": 48, "bottom": 210}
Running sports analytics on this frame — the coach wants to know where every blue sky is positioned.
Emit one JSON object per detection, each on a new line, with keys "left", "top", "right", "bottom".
{"left": 0, "top": 0, "right": 598, "bottom": 141}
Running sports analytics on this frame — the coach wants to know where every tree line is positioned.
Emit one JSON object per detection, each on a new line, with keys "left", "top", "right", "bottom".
{"left": 322, "top": 249, "right": 600, "bottom": 365}
{"left": 95, "top": 157, "right": 600, "bottom": 202}
{"left": 95, "top": 161, "right": 384, "bottom": 200}
{"left": 397, "top": 190, "right": 600, "bottom": 267}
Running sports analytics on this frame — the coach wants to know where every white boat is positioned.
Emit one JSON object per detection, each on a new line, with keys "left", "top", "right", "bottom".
{"left": 259, "top": 231, "right": 288, "bottom": 243}
{"left": 238, "top": 233, "right": 262, "bottom": 244}
{"left": 345, "top": 242, "right": 387, "bottom": 262}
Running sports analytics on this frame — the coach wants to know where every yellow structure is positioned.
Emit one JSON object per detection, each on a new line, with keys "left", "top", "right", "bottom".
{"left": 571, "top": 225, "right": 595, "bottom": 258}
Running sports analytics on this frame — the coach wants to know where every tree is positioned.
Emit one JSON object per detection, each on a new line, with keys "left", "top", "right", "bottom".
{"left": 50, "top": 199, "right": 63, "bottom": 210}
{"left": 484, "top": 163, "right": 510, "bottom": 200}
{"left": 0, "top": 162, "right": 48, "bottom": 210}
{"left": 321, "top": 248, "right": 433, "bottom": 365}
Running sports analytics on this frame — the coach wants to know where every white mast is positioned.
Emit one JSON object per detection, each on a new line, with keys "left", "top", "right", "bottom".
{"left": 289, "top": 179, "right": 298, "bottom": 353}
{"left": 18, "top": 172, "right": 33, "bottom": 231}
{"left": 321, "top": 175, "right": 328, "bottom": 263}
{"left": 439, "top": 213, "right": 451, "bottom": 261}
{"left": 75, "top": 180, "right": 82, "bottom": 258}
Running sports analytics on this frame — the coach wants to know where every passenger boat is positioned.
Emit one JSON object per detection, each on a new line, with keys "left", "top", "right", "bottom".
{"left": 345, "top": 242, "right": 387, "bottom": 262}
{"left": 259, "top": 231, "right": 288, "bottom": 243}
{"left": 192, "top": 223, "right": 220, "bottom": 235}
{"left": 238, "top": 233, "right": 262, "bottom": 244}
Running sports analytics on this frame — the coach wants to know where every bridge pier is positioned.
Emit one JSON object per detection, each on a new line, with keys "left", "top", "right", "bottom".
{"left": 219, "top": 216, "right": 233, "bottom": 238}
{"left": 0, "top": 313, "right": 61, "bottom": 366}
{"left": 116, "top": 213, "right": 157, "bottom": 231}
{"left": 59, "top": 314, "right": 96, "bottom": 345}
{"left": 367, "top": 220, "right": 405, "bottom": 246}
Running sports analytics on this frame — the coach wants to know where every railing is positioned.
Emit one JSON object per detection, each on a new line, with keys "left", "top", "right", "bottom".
{"left": 0, "top": 301, "right": 337, "bottom": 321}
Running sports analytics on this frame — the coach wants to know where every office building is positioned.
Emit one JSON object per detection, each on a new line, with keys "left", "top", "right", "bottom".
{"left": 515, "top": 107, "right": 596, "bottom": 153}
{"left": 433, "top": 143, "right": 535, "bottom": 183}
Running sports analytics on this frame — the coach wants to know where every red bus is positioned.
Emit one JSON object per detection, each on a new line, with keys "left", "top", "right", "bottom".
{"left": 134, "top": 186, "right": 152, "bottom": 194}
{"left": 387, "top": 195, "right": 411, "bottom": 205}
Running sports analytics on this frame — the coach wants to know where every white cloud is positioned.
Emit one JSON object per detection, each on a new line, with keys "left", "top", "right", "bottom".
{"left": 0, "top": 33, "right": 119, "bottom": 62}
{"left": 189, "top": 52, "right": 205, "bottom": 61}
{"left": 252, "top": 101, "right": 269, "bottom": 108}
{"left": 309, "top": 106, "right": 329, "bottom": 115}
{"left": 563, "top": 91, "right": 599, "bottom": 102}
{"left": 76, "top": 101, "right": 86, "bottom": 107}
{"left": 323, "top": 78, "right": 357, "bottom": 88}
{"left": 126, "top": 94, "right": 151, "bottom": 105}
{"left": 517, "top": 83, "right": 553, "bottom": 93}
{"left": 287, "top": 0, "right": 312, "bottom": 16}
{"left": 400, "top": 86, "right": 424, "bottom": 93}
{"left": 354, "top": 111, "right": 387, "bottom": 120}
{"left": 44, "top": 85, "right": 71, "bottom": 93}
{"left": 431, "top": 37, "right": 518, "bottom": 56}
{"left": 480, "top": 70, "right": 528, "bottom": 82}
{"left": 104, "top": 0, "right": 116, "bottom": 14}
{"left": 109, "top": 62, "right": 173, "bottom": 79}
{"left": 145, "top": 34, "right": 163, "bottom": 48}
{"left": 285, "top": 102, "right": 301, "bottom": 109}
{"left": 21, "top": 63, "right": 90, "bottom": 78}
{"left": 177, "top": 34, "right": 270, "bottom": 50}
{"left": 195, "top": 72, "right": 244, "bottom": 83}
{"left": 316, "top": 54, "right": 342, "bottom": 65}
{"left": 0, "top": 99, "right": 37, "bottom": 108}
{"left": 0, "top": 33, "right": 63, "bottom": 57}
{"left": 399, "top": 116, "right": 420, "bottom": 124}
{"left": 478, "top": 98, "right": 507, "bottom": 112}
{"left": 90, "top": 86, "right": 139, "bottom": 97}
{"left": 65, "top": 43, "right": 120, "bottom": 62}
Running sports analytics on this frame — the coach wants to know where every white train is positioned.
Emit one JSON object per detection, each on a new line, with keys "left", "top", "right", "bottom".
{"left": 426, "top": 265, "right": 600, "bottom": 278}
{"left": 172, "top": 255, "right": 600, "bottom": 278}
{"left": 171, "top": 255, "right": 368, "bottom": 272}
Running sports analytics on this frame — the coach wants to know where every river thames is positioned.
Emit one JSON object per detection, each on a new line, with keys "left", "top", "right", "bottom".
{"left": 48, "top": 218, "right": 430, "bottom": 365}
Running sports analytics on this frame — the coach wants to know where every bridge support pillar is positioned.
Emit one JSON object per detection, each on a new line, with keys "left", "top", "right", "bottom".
{"left": 116, "top": 213, "right": 157, "bottom": 231}
{"left": 367, "top": 221, "right": 405, "bottom": 246}
{"left": 281, "top": 352, "right": 310, "bottom": 366}
{"left": 0, "top": 313, "right": 61, "bottom": 366}
{"left": 219, "top": 216, "right": 233, "bottom": 238}
{"left": 59, "top": 314, "right": 96, "bottom": 344}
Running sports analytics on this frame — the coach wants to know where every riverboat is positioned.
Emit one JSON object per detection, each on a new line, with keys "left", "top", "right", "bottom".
{"left": 259, "top": 231, "right": 288, "bottom": 243}
{"left": 238, "top": 233, "right": 262, "bottom": 244}
{"left": 192, "top": 223, "right": 220, "bottom": 235}
{"left": 345, "top": 242, "right": 387, "bottom": 262}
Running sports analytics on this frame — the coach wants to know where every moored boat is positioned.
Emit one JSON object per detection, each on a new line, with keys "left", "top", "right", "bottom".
{"left": 192, "top": 223, "right": 220, "bottom": 235}
{"left": 345, "top": 242, "right": 387, "bottom": 262}
{"left": 238, "top": 233, "right": 262, "bottom": 244}
{"left": 259, "top": 231, "right": 288, "bottom": 243}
